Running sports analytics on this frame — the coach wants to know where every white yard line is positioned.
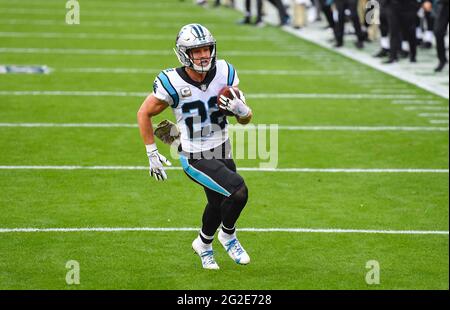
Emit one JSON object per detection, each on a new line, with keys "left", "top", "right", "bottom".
{"left": 246, "top": 93, "right": 428, "bottom": 99}
{"left": 0, "top": 123, "right": 139, "bottom": 128}
{"left": 0, "top": 123, "right": 448, "bottom": 132}
{"left": 418, "top": 113, "right": 449, "bottom": 117}
{"left": 0, "top": 47, "right": 176, "bottom": 56}
{"left": 0, "top": 90, "right": 148, "bottom": 97}
{"left": 0, "top": 7, "right": 225, "bottom": 18}
{"left": 430, "top": 120, "right": 449, "bottom": 124}
{"left": 0, "top": 31, "right": 271, "bottom": 42}
{"left": 0, "top": 47, "right": 326, "bottom": 57}
{"left": 59, "top": 67, "right": 347, "bottom": 76}
{"left": 391, "top": 100, "right": 445, "bottom": 105}
{"left": 0, "top": 1, "right": 198, "bottom": 9}
{"left": 0, "top": 90, "right": 430, "bottom": 99}
{"left": 0, "top": 18, "right": 225, "bottom": 29}
{"left": 404, "top": 106, "right": 449, "bottom": 111}
{"left": 0, "top": 166, "right": 447, "bottom": 173}
{"left": 0, "top": 227, "right": 447, "bottom": 235}
{"left": 370, "top": 89, "right": 419, "bottom": 94}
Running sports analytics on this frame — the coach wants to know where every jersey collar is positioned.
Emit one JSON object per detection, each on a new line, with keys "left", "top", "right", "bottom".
{"left": 176, "top": 66, "right": 217, "bottom": 92}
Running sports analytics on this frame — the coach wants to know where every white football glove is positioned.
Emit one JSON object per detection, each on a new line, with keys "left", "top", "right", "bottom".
{"left": 145, "top": 143, "right": 172, "bottom": 181}
{"left": 218, "top": 88, "right": 251, "bottom": 118}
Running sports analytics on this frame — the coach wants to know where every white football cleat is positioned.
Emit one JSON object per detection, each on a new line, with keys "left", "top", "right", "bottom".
{"left": 218, "top": 231, "right": 250, "bottom": 265}
{"left": 192, "top": 237, "right": 220, "bottom": 270}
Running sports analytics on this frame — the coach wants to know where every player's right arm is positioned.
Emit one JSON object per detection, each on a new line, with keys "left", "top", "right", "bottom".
{"left": 137, "top": 94, "right": 172, "bottom": 181}
{"left": 137, "top": 94, "right": 169, "bottom": 145}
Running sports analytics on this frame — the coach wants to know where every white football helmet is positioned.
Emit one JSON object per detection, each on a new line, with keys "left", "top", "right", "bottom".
{"left": 174, "top": 24, "right": 217, "bottom": 73}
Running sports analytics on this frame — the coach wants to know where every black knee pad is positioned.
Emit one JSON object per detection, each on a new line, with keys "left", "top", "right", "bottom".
{"left": 231, "top": 183, "right": 248, "bottom": 206}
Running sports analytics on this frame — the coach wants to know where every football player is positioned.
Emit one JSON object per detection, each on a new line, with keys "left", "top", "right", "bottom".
{"left": 137, "top": 24, "right": 253, "bottom": 269}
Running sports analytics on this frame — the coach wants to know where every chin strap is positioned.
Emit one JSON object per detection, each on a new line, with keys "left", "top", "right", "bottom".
{"left": 192, "top": 62, "right": 211, "bottom": 73}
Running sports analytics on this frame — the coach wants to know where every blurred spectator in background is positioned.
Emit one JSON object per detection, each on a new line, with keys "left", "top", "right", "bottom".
{"left": 239, "top": 0, "right": 252, "bottom": 24}
{"left": 267, "top": 0, "right": 291, "bottom": 26}
{"left": 196, "top": 0, "right": 235, "bottom": 7}
{"left": 334, "top": 0, "right": 365, "bottom": 48}
{"left": 196, "top": 0, "right": 208, "bottom": 5}
{"left": 418, "top": 2, "right": 435, "bottom": 48}
{"left": 214, "top": 0, "right": 235, "bottom": 7}
{"left": 292, "top": 0, "right": 311, "bottom": 29}
{"left": 214, "top": 0, "right": 447, "bottom": 73}
{"left": 239, "top": 0, "right": 289, "bottom": 26}
{"left": 374, "top": 0, "right": 391, "bottom": 58}
{"left": 238, "top": 0, "right": 264, "bottom": 25}
{"left": 358, "top": 0, "right": 370, "bottom": 42}
{"left": 430, "top": 0, "right": 449, "bottom": 72}
{"left": 385, "top": 0, "right": 421, "bottom": 64}
{"left": 319, "top": 0, "right": 336, "bottom": 34}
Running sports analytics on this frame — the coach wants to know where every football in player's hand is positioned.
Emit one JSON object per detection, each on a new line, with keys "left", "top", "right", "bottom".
{"left": 217, "top": 86, "right": 241, "bottom": 116}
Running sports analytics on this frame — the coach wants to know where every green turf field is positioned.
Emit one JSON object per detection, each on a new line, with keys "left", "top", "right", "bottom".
{"left": 0, "top": 0, "right": 448, "bottom": 290}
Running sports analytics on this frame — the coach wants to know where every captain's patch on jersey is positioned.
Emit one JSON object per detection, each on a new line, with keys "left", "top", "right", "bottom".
{"left": 181, "top": 87, "right": 192, "bottom": 98}
{"left": 0, "top": 65, "right": 50, "bottom": 74}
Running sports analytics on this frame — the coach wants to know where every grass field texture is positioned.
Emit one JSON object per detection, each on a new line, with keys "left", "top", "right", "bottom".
{"left": 0, "top": 0, "right": 448, "bottom": 289}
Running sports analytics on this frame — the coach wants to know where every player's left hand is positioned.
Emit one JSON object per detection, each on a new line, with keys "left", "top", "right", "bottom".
{"left": 219, "top": 88, "right": 250, "bottom": 118}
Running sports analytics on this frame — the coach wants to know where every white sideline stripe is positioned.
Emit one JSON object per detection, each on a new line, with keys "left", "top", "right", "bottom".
{"left": 0, "top": 90, "right": 429, "bottom": 100}
{"left": 0, "top": 227, "right": 447, "bottom": 235}
{"left": 0, "top": 31, "right": 270, "bottom": 42}
{"left": 0, "top": 123, "right": 448, "bottom": 132}
{"left": 0, "top": 166, "right": 447, "bottom": 173}
{"left": 59, "top": 67, "right": 347, "bottom": 76}
{"left": 0, "top": 47, "right": 326, "bottom": 57}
